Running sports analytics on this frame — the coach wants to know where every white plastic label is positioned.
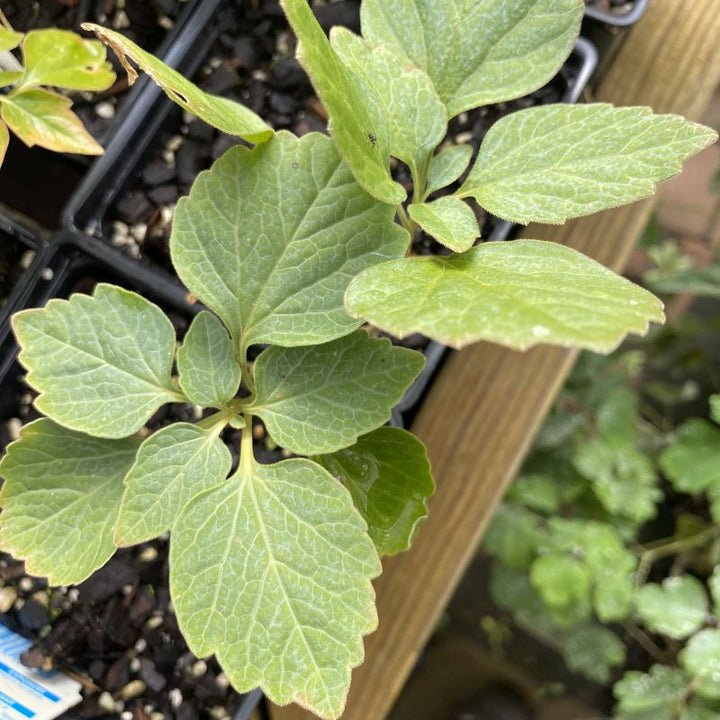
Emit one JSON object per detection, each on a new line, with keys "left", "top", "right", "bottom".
{"left": 0, "top": 625, "right": 81, "bottom": 720}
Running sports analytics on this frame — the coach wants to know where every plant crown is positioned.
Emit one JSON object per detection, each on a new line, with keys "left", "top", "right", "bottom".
{"left": 0, "top": 19, "right": 115, "bottom": 167}
{"left": 1, "top": 1, "right": 718, "bottom": 717}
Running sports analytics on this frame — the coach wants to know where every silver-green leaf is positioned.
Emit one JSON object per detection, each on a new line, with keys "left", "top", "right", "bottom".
{"left": 115, "top": 423, "right": 232, "bottom": 546}
{"left": 170, "top": 457, "right": 381, "bottom": 720}
{"left": 177, "top": 311, "right": 241, "bottom": 408}
{"left": 171, "top": 132, "right": 408, "bottom": 351}
{"left": 330, "top": 27, "right": 447, "bottom": 179}
{"left": 360, "top": 0, "right": 583, "bottom": 117}
{"left": 314, "top": 427, "right": 434, "bottom": 555}
{"left": 408, "top": 197, "right": 479, "bottom": 253}
{"left": 251, "top": 331, "right": 425, "bottom": 455}
{"left": 13, "top": 283, "right": 182, "bottom": 438}
{"left": 280, "top": 0, "right": 404, "bottom": 205}
{"left": 345, "top": 240, "right": 665, "bottom": 352}
{"left": 0, "top": 419, "right": 140, "bottom": 585}
{"left": 459, "top": 104, "right": 719, "bottom": 224}
{"left": 679, "top": 630, "right": 720, "bottom": 701}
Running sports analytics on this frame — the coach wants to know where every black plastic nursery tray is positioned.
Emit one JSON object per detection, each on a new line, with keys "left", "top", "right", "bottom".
{"left": 584, "top": 0, "right": 650, "bottom": 27}
{"left": 0, "top": 232, "right": 263, "bottom": 720}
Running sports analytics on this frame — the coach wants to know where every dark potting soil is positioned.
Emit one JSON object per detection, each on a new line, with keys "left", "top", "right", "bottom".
{"left": 101, "top": 0, "right": 571, "bottom": 273}
{"left": 0, "top": 268, "right": 283, "bottom": 718}
{"left": 0, "top": 235, "right": 36, "bottom": 312}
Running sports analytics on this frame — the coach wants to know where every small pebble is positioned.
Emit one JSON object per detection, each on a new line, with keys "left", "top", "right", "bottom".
{"left": 0, "top": 587, "right": 17, "bottom": 613}
{"left": 19, "top": 250, "right": 35, "bottom": 269}
{"left": 113, "top": 10, "right": 131, "bottom": 29}
{"left": 7, "top": 418, "right": 22, "bottom": 441}
{"left": 158, "top": 15, "right": 174, "bottom": 29}
{"left": 215, "top": 673, "right": 230, "bottom": 690}
{"left": 130, "top": 223, "right": 147, "bottom": 242}
{"left": 120, "top": 712, "right": 133, "bottom": 720}
{"left": 145, "top": 616, "right": 163, "bottom": 631}
{"left": 40, "top": 268, "right": 53, "bottom": 281}
{"left": 150, "top": 713, "right": 164, "bottom": 720}
{"left": 168, "top": 688, "right": 183, "bottom": 709}
{"left": 190, "top": 660, "right": 207, "bottom": 678}
{"left": 120, "top": 679, "right": 146, "bottom": 700}
{"left": 138, "top": 547, "right": 158, "bottom": 563}
{"left": 19, "top": 578, "right": 34, "bottom": 593}
{"left": 134, "top": 637, "right": 148, "bottom": 654}
{"left": 455, "top": 131, "right": 473, "bottom": 144}
{"left": 95, "top": 102, "right": 115, "bottom": 119}
{"left": 166, "top": 135, "right": 183, "bottom": 153}
{"left": 209, "top": 707, "right": 229, "bottom": 720}
{"left": 129, "top": 657, "right": 141, "bottom": 673}
{"left": 98, "top": 692, "right": 116, "bottom": 713}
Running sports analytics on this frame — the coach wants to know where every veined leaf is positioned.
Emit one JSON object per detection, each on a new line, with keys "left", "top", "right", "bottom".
{"left": 13, "top": 283, "right": 182, "bottom": 438}
{"left": 0, "top": 27, "right": 23, "bottom": 53}
{"left": 408, "top": 197, "right": 479, "bottom": 253}
{"left": 330, "top": 28, "right": 446, "bottom": 178}
{"left": 115, "top": 423, "right": 232, "bottom": 546}
{"left": 346, "top": 240, "right": 665, "bottom": 352}
{"left": 459, "top": 104, "right": 719, "bottom": 224}
{"left": 710, "top": 567, "right": 720, "bottom": 616}
{"left": 559, "top": 624, "right": 625, "bottom": 685}
{"left": 314, "top": 427, "right": 434, "bottom": 555}
{"left": 177, "top": 311, "right": 241, "bottom": 408}
{"left": 279, "top": 0, "right": 404, "bottom": 205}
{"left": 251, "top": 331, "right": 425, "bottom": 456}
{"left": 530, "top": 553, "right": 592, "bottom": 611}
{"left": 19, "top": 29, "right": 115, "bottom": 91}
{"left": 170, "top": 458, "right": 381, "bottom": 720}
{"left": 484, "top": 504, "right": 545, "bottom": 571}
{"left": 82, "top": 23, "right": 272, "bottom": 145}
{"left": 0, "top": 419, "right": 140, "bottom": 585}
{"left": 679, "top": 630, "right": 720, "bottom": 700}
{"left": 710, "top": 394, "right": 720, "bottom": 425}
{"left": 0, "top": 88, "right": 103, "bottom": 155}
{"left": 426, "top": 144, "right": 474, "bottom": 196}
{"left": 635, "top": 575, "right": 709, "bottom": 640}
{"left": 171, "top": 132, "right": 408, "bottom": 350}
{"left": 0, "top": 121, "right": 8, "bottom": 168}
{"left": 361, "top": 0, "right": 583, "bottom": 117}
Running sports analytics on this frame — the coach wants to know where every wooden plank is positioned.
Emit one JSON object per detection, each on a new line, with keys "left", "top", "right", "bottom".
{"left": 272, "top": 1, "right": 720, "bottom": 718}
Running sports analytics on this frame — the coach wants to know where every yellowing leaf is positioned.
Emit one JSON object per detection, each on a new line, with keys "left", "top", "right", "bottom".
{"left": 82, "top": 23, "right": 272, "bottom": 145}
{"left": 346, "top": 240, "right": 665, "bottom": 352}
{"left": 19, "top": 29, "right": 115, "bottom": 91}
{"left": 0, "top": 121, "right": 8, "bottom": 168}
{"left": 0, "top": 27, "right": 23, "bottom": 53}
{"left": 1, "top": 88, "right": 103, "bottom": 155}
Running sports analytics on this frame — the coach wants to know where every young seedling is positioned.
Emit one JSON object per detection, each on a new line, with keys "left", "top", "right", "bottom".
{"left": 1, "top": 1, "right": 717, "bottom": 717}
{"left": 0, "top": 15, "right": 115, "bottom": 167}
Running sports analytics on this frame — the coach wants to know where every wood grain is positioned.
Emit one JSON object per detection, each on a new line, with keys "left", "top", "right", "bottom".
{"left": 272, "top": 1, "right": 720, "bottom": 718}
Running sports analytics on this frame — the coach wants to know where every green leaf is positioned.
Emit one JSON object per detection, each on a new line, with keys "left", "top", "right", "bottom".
{"left": 314, "top": 427, "right": 434, "bottom": 555}
{"left": 346, "top": 240, "right": 665, "bottom": 352}
{"left": 0, "top": 71, "right": 22, "bottom": 89}
{"left": 0, "top": 419, "right": 140, "bottom": 585}
{"left": 0, "top": 88, "right": 103, "bottom": 155}
{"left": 546, "top": 519, "right": 637, "bottom": 623}
{"left": 507, "top": 473, "right": 562, "bottom": 514}
{"left": 484, "top": 504, "right": 544, "bottom": 571}
{"left": 530, "top": 553, "right": 592, "bottom": 610}
{"left": 710, "top": 395, "right": 720, "bottom": 425}
{"left": 635, "top": 575, "right": 709, "bottom": 639}
{"left": 115, "top": 423, "right": 231, "bottom": 546}
{"left": 710, "top": 567, "right": 720, "bottom": 616}
{"left": 360, "top": 0, "right": 583, "bottom": 117}
{"left": 170, "top": 457, "right": 381, "bottom": 720}
{"left": 0, "top": 121, "right": 7, "bottom": 168}
{"left": 614, "top": 665, "right": 688, "bottom": 716}
{"left": 330, "top": 27, "right": 446, "bottom": 177}
{"left": 82, "top": 24, "right": 272, "bottom": 145}
{"left": 681, "top": 699, "right": 720, "bottom": 720}
{"left": 459, "top": 104, "right": 719, "bottom": 224}
{"left": 279, "top": 0, "right": 404, "bottom": 205}
{"left": 679, "top": 630, "right": 720, "bottom": 700}
{"left": 177, "top": 311, "right": 240, "bottom": 408}
{"left": 573, "top": 439, "right": 661, "bottom": 524}
{"left": 559, "top": 623, "right": 625, "bottom": 684}
{"left": 19, "top": 29, "right": 115, "bottom": 91}
{"left": 408, "top": 197, "right": 479, "bottom": 253}
{"left": 251, "top": 331, "right": 424, "bottom": 455}
{"left": 660, "top": 419, "right": 720, "bottom": 495}
{"left": 426, "top": 144, "right": 474, "bottom": 196}
{"left": 0, "top": 27, "right": 23, "bottom": 53}
{"left": 171, "top": 132, "right": 408, "bottom": 350}
{"left": 13, "top": 283, "right": 182, "bottom": 438}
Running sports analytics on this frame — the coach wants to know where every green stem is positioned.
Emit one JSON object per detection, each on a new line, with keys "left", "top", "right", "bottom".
{"left": 196, "top": 410, "right": 232, "bottom": 432}
{"left": 240, "top": 415, "right": 254, "bottom": 473}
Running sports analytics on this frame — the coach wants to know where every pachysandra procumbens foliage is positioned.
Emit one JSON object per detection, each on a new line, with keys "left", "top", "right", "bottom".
{"left": 1, "top": 0, "right": 717, "bottom": 717}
